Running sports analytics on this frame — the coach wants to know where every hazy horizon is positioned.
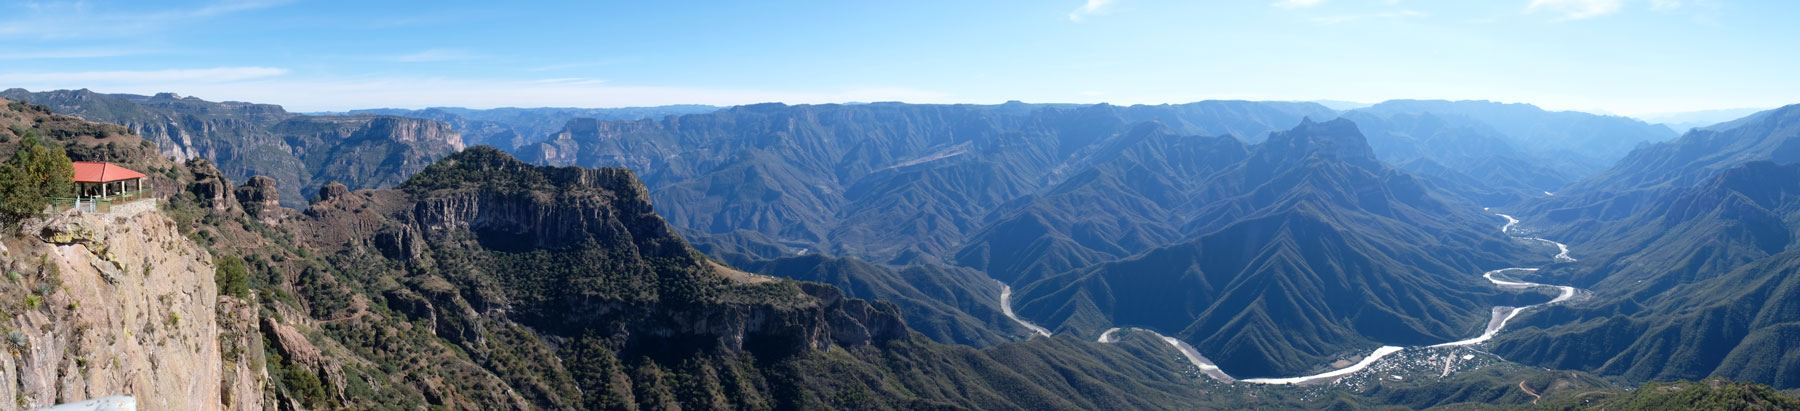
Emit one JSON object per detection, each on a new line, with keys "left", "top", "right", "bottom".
{"left": 2, "top": 0, "right": 1793, "bottom": 116}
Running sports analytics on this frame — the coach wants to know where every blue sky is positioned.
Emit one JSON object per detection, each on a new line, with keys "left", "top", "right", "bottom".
{"left": 0, "top": 0, "right": 1792, "bottom": 116}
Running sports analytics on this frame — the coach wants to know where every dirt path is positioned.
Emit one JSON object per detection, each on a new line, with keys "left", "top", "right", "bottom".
{"left": 710, "top": 261, "right": 773, "bottom": 284}
{"left": 317, "top": 310, "right": 368, "bottom": 324}
{"left": 1519, "top": 380, "right": 1542, "bottom": 404}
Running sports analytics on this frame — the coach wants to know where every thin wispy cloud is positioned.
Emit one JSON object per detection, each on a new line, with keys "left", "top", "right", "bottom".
{"left": 184, "top": 0, "right": 290, "bottom": 17}
{"left": 525, "top": 78, "right": 611, "bottom": 86}
{"left": 0, "top": 0, "right": 290, "bottom": 39}
{"left": 1526, "top": 0, "right": 1625, "bottom": 20}
{"left": 524, "top": 60, "right": 628, "bottom": 72}
{"left": 0, "top": 67, "right": 289, "bottom": 84}
{"left": 527, "top": 63, "right": 592, "bottom": 72}
{"left": 1273, "top": 0, "right": 1326, "bottom": 9}
{"left": 1647, "top": 0, "right": 1724, "bottom": 23}
{"left": 0, "top": 48, "right": 159, "bottom": 59}
{"left": 1068, "top": 0, "right": 1117, "bottom": 22}
{"left": 386, "top": 49, "right": 483, "bottom": 63}
{"left": 1311, "top": 9, "right": 1428, "bottom": 24}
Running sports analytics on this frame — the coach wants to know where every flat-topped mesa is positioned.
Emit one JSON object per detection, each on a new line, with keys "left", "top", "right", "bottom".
{"left": 355, "top": 116, "right": 466, "bottom": 148}
{"left": 555, "top": 117, "right": 665, "bottom": 140}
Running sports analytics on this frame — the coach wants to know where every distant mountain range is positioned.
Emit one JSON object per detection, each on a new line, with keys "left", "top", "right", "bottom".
{"left": 1005, "top": 118, "right": 1549, "bottom": 377}
{"left": 1634, "top": 107, "right": 1771, "bottom": 133}
{"left": 1350, "top": 100, "right": 1676, "bottom": 202}
{"left": 338, "top": 105, "right": 721, "bottom": 150}
{"left": 0, "top": 88, "right": 466, "bottom": 206}
{"left": 454, "top": 99, "right": 1671, "bottom": 379}
{"left": 1492, "top": 104, "right": 1800, "bottom": 388}
{"left": 12, "top": 91, "right": 1671, "bottom": 378}
{"left": 5, "top": 91, "right": 1800, "bottom": 408}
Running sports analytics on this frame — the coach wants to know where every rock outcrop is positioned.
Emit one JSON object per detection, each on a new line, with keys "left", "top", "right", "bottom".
{"left": 260, "top": 317, "right": 346, "bottom": 402}
{"left": 1, "top": 208, "right": 261, "bottom": 410}
{"left": 278, "top": 147, "right": 916, "bottom": 407}
{"left": 216, "top": 296, "right": 264, "bottom": 411}
{"left": 315, "top": 182, "right": 350, "bottom": 203}
{"left": 234, "top": 176, "right": 283, "bottom": 223}
{"left": 185, "top": 159, "right": 237, "bottom": 212}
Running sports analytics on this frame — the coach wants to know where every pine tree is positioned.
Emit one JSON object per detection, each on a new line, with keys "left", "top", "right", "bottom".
{"left": 1, "top": 133, "right": 74, "bottom": 223}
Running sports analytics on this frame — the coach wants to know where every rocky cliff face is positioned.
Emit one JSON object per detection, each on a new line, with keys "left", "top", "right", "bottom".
{"left": 0, "top": 89, "right": 467, "bottom": 208}
{"left": 272, "top": 115, "right": 466, "bottom": 205}
{"left": 524, "top": 118, "right": 671, "bottom": 169}
{"left": 0, "top": 207, "right": 262, "bottom": 410}
{"left": 279, "top": 147, "right": 912, "bottom": 408}
{"left": 0, "top": 89, "right": 291, "bottom": 163}
{"left": 388, "top": 148, "right": 909, "bottom": 349}
{"left": 409, "top": 167, "right": 669, "bottom": 252}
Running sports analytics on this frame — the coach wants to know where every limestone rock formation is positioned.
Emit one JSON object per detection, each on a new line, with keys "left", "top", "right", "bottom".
{"left": 1, "top": 208, "right": 263, "bottom": 410}
{"left": 233, "top": 176, "right": 284, "bottom": 223}
{"left": 315, "top": 182, "right": 350, "bottom": 203}
{"left": 185, "top": 159, "right": 237, "bottom": 212}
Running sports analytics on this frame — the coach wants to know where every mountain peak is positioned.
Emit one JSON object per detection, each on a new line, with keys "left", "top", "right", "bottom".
{"left": 1257, "top": 117, "right": 1380, "bottom": 170}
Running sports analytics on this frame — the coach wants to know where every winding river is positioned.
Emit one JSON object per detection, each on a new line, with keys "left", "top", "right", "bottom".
{"left": 1002, "top": 212, "right": 1587, "bottom": 385}
{"left": 999, "top": 280, "right": 1052, "bottom": 337}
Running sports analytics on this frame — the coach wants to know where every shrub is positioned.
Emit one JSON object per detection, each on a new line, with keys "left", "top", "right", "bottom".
{"left": 282, "top": 366, "right": 329, "bottom": 408}
{"left": 215, "top": 256, "right": 250, "bottom": 298}
{"left": 0, "top": 135, "right": 73, "bottom": 223}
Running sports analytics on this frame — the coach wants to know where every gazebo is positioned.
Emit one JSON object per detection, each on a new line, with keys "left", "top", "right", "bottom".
{"left": 70, "top": 161, "right": 149, "bottom": 212}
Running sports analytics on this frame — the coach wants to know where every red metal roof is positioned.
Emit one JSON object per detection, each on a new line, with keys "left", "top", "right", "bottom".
{"left": 71, "top": 162, "right": 147, "bottom": 183}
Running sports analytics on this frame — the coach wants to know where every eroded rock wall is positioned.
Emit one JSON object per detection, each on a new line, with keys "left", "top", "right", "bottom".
{"left": 0, "top": 208, "right": 260, "bottom": 410}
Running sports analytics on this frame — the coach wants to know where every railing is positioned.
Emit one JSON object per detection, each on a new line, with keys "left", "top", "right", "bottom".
{"left": 48, "top": 188, "right": 153, "bottom": 214}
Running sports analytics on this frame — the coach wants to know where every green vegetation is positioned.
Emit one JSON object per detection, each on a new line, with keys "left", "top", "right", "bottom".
{"left": 739, "top": 254, "right": 1018, "bottom": 347}
{"left": 2, "top": 89, "right": 463, "bottom": 208}
{"left": 13, "top": 94, "right": 1797, "bottom": 409}
{"left": 1527, "top": 379, "right": 1800, "bottom": 410}
{"left": 214, "top": 255, "right": 251, "bottom": 299}
{"left": 0, "top": 134, "right": 73, "bottom": 223}
{"left": 274, "top": 354, "right": 330, "bottom": 408}
{"left": 1501, "top": 124, "right": 1800, "bottom": 390}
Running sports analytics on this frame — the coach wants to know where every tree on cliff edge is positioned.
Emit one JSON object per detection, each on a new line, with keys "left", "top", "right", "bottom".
{"left": 1, "top": 134, "right": 74, "bottom": 224}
